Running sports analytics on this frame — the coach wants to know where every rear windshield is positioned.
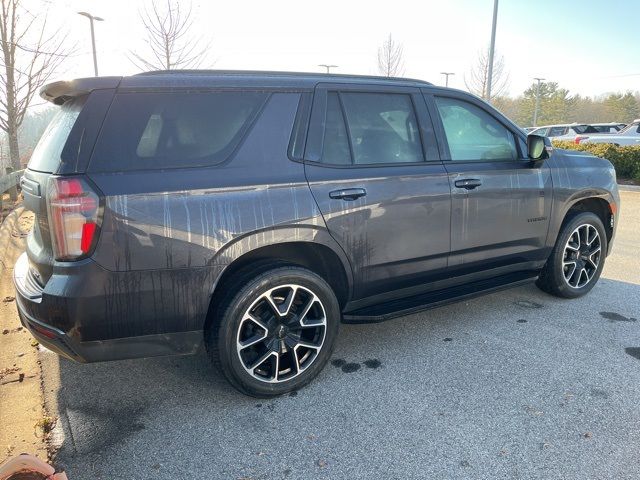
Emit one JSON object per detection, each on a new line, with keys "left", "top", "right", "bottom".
{"left": 89, "top": 91, "right": 268, "bottom": 172}
{"left": 28, "top": 96, "right": 85, "bottom": 173}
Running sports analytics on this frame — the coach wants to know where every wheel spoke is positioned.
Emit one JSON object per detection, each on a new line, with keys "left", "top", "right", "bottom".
{"left": 566, "top": 233, "right": 579, "bottom": 251}
{"left": 239, "top": 332, "right": 267, "bottom": 349}
{"left": 297, "top": 294, "right": 325, "bottom": 327}
{"left": 245, "top": 313, "right": 268, "bottom": 331}
{"left": 588, "top": 247, "right": 601, "bottom": 269}
{"left": 564, "top": 261, "right": 577, "bottom": 282}
{"left": 250, "top": 350, "right": 276, "bottom": 371}
{"left": 296, "top": 340, "right": 322, "bottom": 350}
{"left": 586, "top": 226, "right": 596, "bottom": 245}
{"left": 273, "top": 351, "right": 280, "bottom": 381}
{"left": 579, "top": 268, "right": 589, "bottom": 286}
{"left": 280, "top": 286, "right": 298, "bottom": 316}
{"left": 264, "top": 293, "right": 283, "bottom": 317}
{"left": 289, "top": 348, "right": 300, "bottom": 375}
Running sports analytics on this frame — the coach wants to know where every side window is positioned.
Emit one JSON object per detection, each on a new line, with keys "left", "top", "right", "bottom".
{"left": 435, "top": 97, "right": 517, "bottom": 162}
{"left": 321, "top": 93, "right": 351, "bottom": 165}
{"left": 548, "top": 126, "right": 567, "bottom": 137}
{"left": 90, "top": 91, "right": 268, "bottom": 172}
{"left": 340, "top": 92, "right": 423, "bottom": 164}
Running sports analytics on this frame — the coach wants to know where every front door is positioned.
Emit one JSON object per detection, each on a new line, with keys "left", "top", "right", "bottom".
{"left": 427, "top": 93, "right": 552, "bottom": 276}
{"left": 304, "top": 84, "right": 451, "bottom": 301}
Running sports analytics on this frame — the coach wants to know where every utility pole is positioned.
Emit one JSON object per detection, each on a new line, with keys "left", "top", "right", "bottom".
{"left": 318, "top": 64, "right": 338, "bottom": 74}
{"left": 440, "top": 72, "right": 455, "bottom": 87}
{"left": 486, "top": 0, "right": 499, "bottom": 103}
{"left": 533, "top": 77, "right": 545, "bottom": 127}
{"left": 78, "top": 12, "right": 104, "bottom": 76}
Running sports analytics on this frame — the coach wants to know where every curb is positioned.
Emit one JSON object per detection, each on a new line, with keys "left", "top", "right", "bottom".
{"left": 618, "top": 184, "right": 640, "bottom": 192}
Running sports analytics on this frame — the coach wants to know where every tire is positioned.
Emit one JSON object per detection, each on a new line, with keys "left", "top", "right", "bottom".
{"left": 206, "top": 266, "right": 340, "bottom": 397}
{"left": 536, "top": 211, "right": 607, "bottom": 298}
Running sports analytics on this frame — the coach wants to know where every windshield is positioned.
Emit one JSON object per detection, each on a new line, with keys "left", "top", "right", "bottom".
{"left": 27, "top": 96, "right": 86, "bottom": 173}
{"left": 618, "top": 122, "right": 640, "bottom": 135}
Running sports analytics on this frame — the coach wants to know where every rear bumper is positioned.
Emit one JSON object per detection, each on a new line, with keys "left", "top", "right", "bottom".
{"left": 13, "top": 252, "right": 203, "bottom": 362}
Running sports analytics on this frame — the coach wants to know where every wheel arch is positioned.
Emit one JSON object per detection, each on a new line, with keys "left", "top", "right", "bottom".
{"left": 562, "top": 196, "right": 614, "bottom": 245}
{"left": 204, "top": 234, "right": 353, "bottom": 331}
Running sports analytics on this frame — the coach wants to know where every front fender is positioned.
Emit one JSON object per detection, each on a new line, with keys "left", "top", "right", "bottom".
{"left": 546, "top": 149, "right": 619, "bottom": 251}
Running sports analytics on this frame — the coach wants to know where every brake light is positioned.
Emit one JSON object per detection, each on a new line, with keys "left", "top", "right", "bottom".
{"left": 47, "top": 177, "right": 102, "bottom": 261}
{"left": 575, "top": 136, "right": 587, "bottom": 144}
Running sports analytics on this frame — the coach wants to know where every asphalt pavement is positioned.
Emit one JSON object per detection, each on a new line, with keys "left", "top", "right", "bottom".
{"left": 42, "top": 190, "right": 640, "bottom": 480}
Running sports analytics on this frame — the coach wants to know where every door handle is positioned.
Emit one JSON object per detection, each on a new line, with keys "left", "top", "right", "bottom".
{"left": 454, "top": 179, "right": 482, "bottom": 190}
{"left": 329, "top": 188, "right": 367, "bottom": 201}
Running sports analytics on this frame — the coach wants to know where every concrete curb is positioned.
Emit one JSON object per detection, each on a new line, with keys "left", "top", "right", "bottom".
{"left": 618, "top": 184, "right": 640, "bottom": 192}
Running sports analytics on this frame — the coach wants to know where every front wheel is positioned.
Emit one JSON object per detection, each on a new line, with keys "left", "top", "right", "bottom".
{"left": 206, "top": 266, "right": 340, "bottom": 397}
{"left": 536, "top": 211, "right": 607, "bottom": 298}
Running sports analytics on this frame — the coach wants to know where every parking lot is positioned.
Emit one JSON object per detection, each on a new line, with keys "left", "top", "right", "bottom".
{"left": 42, "top": 190, "right": 639, "bottom": 480}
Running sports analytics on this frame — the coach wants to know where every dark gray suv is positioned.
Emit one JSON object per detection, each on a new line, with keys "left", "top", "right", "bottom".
{"left": 14, "top": 71, "right": 619, "bottom": 397}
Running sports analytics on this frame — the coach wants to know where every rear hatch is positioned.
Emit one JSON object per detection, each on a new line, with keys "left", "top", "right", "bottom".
{"left": 22, "top": 78, "right": 119, "bottom": 285}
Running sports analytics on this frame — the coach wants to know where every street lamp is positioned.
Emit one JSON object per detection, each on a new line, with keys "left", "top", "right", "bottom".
{"left": 78, "top": 11, "right": 104, "bottom": 77}
{"left": 440, "top": 72, "right": 455, "bottom": 87}
{"left": 533, "top": 77, "right": 545, "bottom": 127}
{"left": 318, "top": 64, "right": 338, "bottom": 74}
{"left": 486, "top": 0, "right": 499, "bottom": 103}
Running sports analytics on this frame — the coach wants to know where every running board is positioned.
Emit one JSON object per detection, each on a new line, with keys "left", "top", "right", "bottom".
{"left": 342, "top": 272, "right": 538, "bottom": 324}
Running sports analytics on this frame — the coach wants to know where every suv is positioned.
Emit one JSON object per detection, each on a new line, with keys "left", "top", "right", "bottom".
{"left": 15, "top": 71, "right": 619, "bottom": 397}
{"left": 529, "top": 123, "right": 600, "bottom": 140}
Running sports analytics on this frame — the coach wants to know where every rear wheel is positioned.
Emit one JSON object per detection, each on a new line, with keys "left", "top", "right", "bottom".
{"left": 536, "top": 212, "right": 607, "bottom": 298}
{"left": 206, "top": 266, "right": 340, "bottom": 397}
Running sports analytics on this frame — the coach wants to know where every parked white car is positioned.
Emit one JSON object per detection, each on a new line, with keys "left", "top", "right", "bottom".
{"left": 576, "top": 120, "right": 640, "bottom": 145}
{"left": 589, "top": 122, "right": 626, "bottom": 133}
{"left": 529, "top": 123, "right": 600, "bottom": 140}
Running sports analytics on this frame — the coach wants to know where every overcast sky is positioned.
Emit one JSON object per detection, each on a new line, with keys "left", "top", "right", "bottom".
{"left": 47, "top": 0, "right": 640, "bottom": 98}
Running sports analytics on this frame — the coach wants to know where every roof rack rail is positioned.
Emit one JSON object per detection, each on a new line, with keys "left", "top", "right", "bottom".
{"left": 134, "top": 69, "right": 433, "bottom": 86}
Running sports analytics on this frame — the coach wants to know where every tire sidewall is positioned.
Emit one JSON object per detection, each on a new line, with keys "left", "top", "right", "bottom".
{"left": 216, "top": 267, "right": 340, "bottom": 397}
{"left": 549, "top": 212, "right": 608, "bottom": 298}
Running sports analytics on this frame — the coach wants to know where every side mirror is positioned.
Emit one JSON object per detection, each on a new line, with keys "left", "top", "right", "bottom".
{"left": 527, "top": 134, "right": 551, "bottom": 164}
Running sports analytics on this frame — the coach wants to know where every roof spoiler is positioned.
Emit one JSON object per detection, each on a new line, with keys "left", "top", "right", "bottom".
{"left": 40, "top": 76, "right": 122, "bottom": 105}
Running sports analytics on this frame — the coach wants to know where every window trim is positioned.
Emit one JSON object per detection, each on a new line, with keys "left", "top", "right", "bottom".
{"left": 424, "top": 89, "right": 530, "bottom": 164}
{"left": 287, "top": 91, "right": 313, "bottom": 162}
{"left": 304, "top": 83, "right": 441, "bottom": 169}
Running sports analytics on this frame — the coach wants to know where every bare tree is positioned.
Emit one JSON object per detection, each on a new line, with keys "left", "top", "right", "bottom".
{"left": 130, "top": 0, "right": 210, "bottom": 71}
{"left": 377, "top": 33, "right": 404, "bottom": 77}
{"left": 0, "top": 0, "right": 69, "bottom": 169}
{"left": 464, "top": 48, "right": 509, "bottom": 101}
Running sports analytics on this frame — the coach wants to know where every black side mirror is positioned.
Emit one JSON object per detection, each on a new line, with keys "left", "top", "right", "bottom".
{"left": 527, "top": 134, "right": 551, "bottom": 164}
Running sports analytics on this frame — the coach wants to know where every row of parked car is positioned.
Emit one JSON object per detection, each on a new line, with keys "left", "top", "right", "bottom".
{"left": 524, "top": 120, "right": 640, "bottom": 146}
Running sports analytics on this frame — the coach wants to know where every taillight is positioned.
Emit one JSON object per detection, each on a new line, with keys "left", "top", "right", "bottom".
{"left": 47, "top": 177, "right": 102, "bottom": 261}
{"left": 575, "top": 136, "right": 587, "bottom": 144}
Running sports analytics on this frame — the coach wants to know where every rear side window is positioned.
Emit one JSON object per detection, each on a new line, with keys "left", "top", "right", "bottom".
{"left": 320, "top": 91, "right": 424, "bottom": 165}
{"left": 90, "top": 91, "right": 268, "bottom": 172}
{"left": 548, "top": 126, "right": 567, "bottom": 136}
{"left": 28, "top": 96, "right": 86, "bottom": 173}
{"left": 435, "top": 97, "right": 517, "bottom": 162}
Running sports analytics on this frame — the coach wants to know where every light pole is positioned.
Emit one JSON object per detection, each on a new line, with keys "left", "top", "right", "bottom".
{"left": 318, "top": 64, "right": 338, "bottom": 74}
{"left": 533, "top": 77, "right": 545, "bottom": 127}
{"left": 486, "top": 0, "right": 499, "bottom": 103}
{"left": 440, "top": 72, "right": 455, "bottom": 87}
{"left": 78, "top": 12, "right": 104, "bottom": 76}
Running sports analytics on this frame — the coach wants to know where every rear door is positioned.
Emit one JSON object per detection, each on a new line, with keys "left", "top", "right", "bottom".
{"left": 304, "top": 83, "right": 450, "bottom": 301}
{"left": 425, "top": 90, "right": 552, "bottom": 276}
